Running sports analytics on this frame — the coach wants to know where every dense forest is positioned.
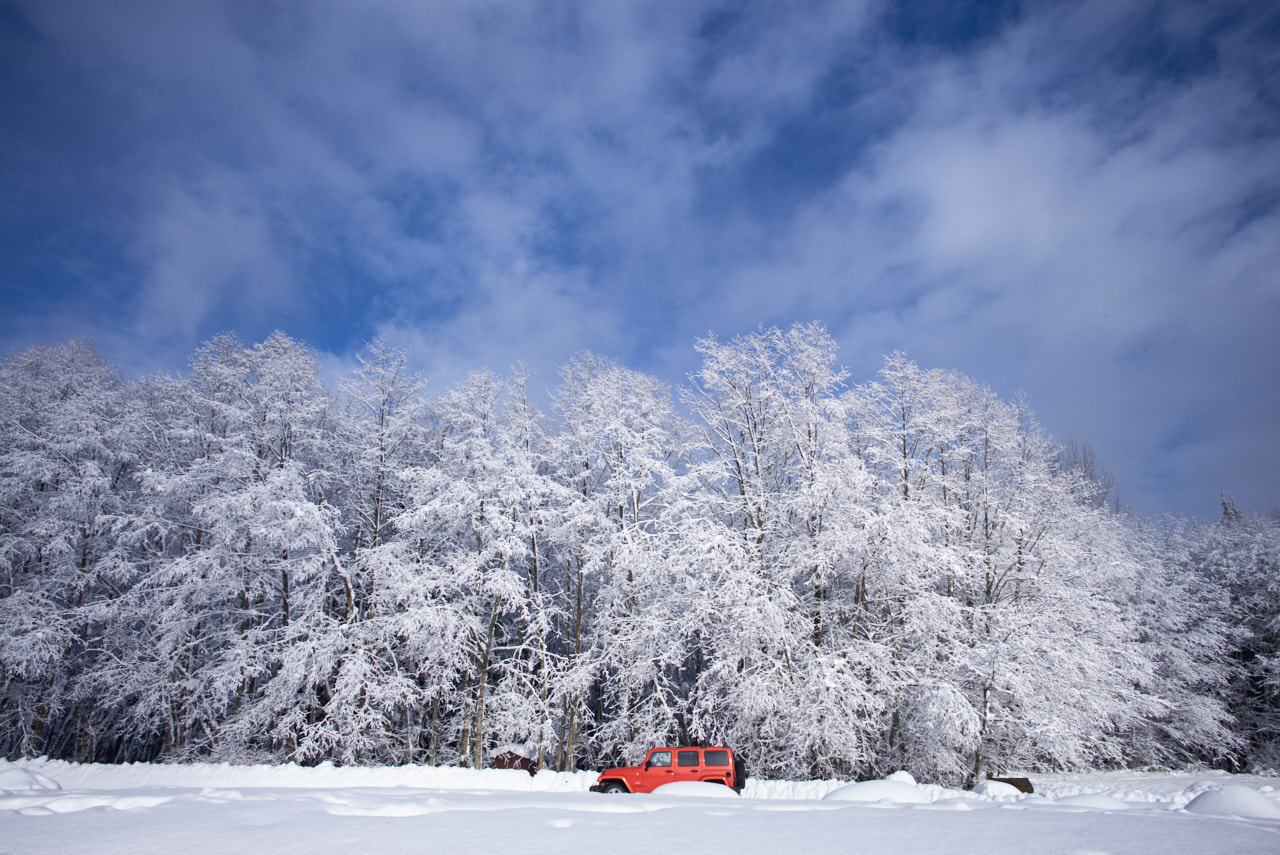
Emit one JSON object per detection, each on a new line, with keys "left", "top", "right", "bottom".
{"left": 1, "top": 324, "right": 1277, "bottom": 784}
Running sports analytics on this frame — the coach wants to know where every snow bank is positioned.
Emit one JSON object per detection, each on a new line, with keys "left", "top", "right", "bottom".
{"left": 739, "top": 778, "right": 844, "bottom": 799}
{"left": 1031, "top": 769, "right": 1275, "bottom": 807}
{"left": 970, "top": 779, "right": 1022, "bottom": 798}
{"left": 1051, "top": 794, "right": 1133, "bottom": 810}
{"left": 0, "top": 766, "right": 61, "bottom": 793}
{"left": 1184, "top": 784, "right": 1280, "bottom": 820}
{"left": 4, "top": 757, "right": 597, "bottom": 793}
{"left": 823, "top": 779, "right": 933, "bottom": 804}
{"left": 652, "top": 781, "right": 740, "bottom": 798}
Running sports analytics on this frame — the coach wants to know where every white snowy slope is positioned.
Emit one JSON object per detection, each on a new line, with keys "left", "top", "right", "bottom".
{"left": 2, "top": 760, "right": 1279, "bottom": 855}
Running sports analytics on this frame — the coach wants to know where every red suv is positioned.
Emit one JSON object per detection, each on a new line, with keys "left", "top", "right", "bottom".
{"left": 590, "top": 746, "right": 746, "bottom": 793}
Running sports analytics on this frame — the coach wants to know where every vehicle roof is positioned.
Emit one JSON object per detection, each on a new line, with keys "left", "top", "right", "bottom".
{"left": 647, "top": 746, "right": 732, "bottom": 753}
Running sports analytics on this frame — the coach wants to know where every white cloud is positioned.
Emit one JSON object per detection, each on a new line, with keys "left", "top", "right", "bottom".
{"left": 131, "top": 172, "right": 297, "bottom": 343}
{"left": 5, "top": 0, "right": 1277, "bottom": 515}
{"left": 371, "top": 262, "right": 623, "bottom": 401}
{"left": 698, "top": 0, "right": 1280, "bottom": 514}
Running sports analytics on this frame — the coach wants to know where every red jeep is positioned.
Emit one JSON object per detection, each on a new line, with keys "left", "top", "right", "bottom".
{"left": 590, "top": 746, "right": 746, "bottom": 793}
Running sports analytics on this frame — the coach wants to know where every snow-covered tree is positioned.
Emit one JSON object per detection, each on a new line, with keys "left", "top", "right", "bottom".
{"left": 393, "top": 369, "right": 550, "bottom": 767}
{"left": 850, "top": 355, "right": 1160, "bottom": 783}
{"left": 1189, "top": 503, "right": 1280, "bottom": 768}
{"left": 334, "top": 337, "right": 430, "bottom": 620}
{"left": 0, "top": 340, "right": 141, "bottom": 759}
{"left": 551, "top": 353, "right": 693, "bottom": 767}
{"left": 1, "top": 327, "right": 1271, "bottom": 776}
{"left": 1118, "top": 516, "right": 1240, "bottom": 767}
{"left": 681, "top": 325, "right": 888, "bottom": 778}
{"left": 87, "top": 333, "right": 346, "bottom": 762}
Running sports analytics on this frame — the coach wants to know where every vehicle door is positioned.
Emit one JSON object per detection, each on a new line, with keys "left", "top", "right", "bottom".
{"left": 674, "top": 748, "right": 702, "bottom": 783}
{"left": 702, "top": 748, "right": 732, "bottom": 785}
{"left": 639, "top": 750, "right": 675, "bottom": 791}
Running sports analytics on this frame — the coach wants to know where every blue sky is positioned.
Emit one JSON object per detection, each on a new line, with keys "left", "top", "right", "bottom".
{"left": 2, "top": 0, "right": 1277, "bottom": 519}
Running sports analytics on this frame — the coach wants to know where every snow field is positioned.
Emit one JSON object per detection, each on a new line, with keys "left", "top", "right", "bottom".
{"left": 3, "top": 760, "right": 1280, "bottom": 855}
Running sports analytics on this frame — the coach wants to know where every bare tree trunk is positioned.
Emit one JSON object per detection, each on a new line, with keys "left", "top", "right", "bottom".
{"left": 428, "top": 696, "right": 440, "bottom": 767}
{"left": 969, "top": 685, "right": 990, "bottom": 788}
{"left": 470, "top": 604, "right": 499, "bottom": 769}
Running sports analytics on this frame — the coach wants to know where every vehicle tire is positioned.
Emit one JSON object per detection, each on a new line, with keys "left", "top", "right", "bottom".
{"left": 600, "top": 782, "right": 627, "bottom": 794}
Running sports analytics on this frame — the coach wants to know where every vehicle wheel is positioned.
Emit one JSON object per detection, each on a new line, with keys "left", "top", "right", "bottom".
{"left": 600, "top": 782, "right": 627, "bottom": 794}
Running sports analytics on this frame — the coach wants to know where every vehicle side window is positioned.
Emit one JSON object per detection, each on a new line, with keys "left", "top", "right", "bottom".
{"left": 647, "top": 751, "right": 671, "bottom": 768}
{"left": 677, "top": 750, "right": 700, "bottom": 767}
{"left": 704, "top": 750, "right": 729, "bottom": 767}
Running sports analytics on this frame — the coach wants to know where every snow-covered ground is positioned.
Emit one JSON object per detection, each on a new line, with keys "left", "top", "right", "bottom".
{"left": 2, "top": 759, "right": 1278, "bottom": 854}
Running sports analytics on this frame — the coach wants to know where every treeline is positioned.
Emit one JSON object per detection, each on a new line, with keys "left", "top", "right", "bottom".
{"left": 1, "top": 325, "right": 1277, "bottom": 783}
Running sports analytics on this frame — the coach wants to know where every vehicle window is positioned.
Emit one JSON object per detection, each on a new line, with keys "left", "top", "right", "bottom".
{"left": 677, "top": 750, "right": 700, "bottom": 767}
{"left": 647, "top": 751, "right": 671, "bottom": 768}
{"left": 704, "top": 750, "right": 729, "bottom": 767}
